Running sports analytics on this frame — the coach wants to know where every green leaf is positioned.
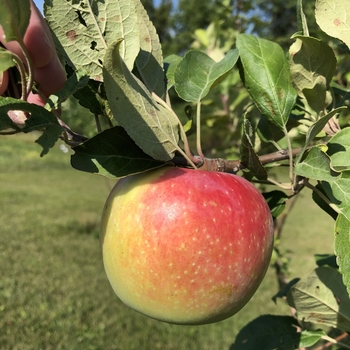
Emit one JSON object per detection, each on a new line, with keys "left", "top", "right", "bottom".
{"left": 314, "top": 254, "right": 338, "bottom": 268}
{"left": 34, "top": 124, "right": 65, "bottom": 156}
{"left": 230, "top": 315, "right": 301, "bottom": 350}
{"left": 272, "top": 278, "right": 300, "bottom": 303}
{"left": 240, "top": 117, "right": 267, "bottom": 180}
{"left": 331, "top": 81, "right": 350, "bottom": 106}
{"left": 302, "top": 77, "right": 332, "bottom": 114}
{"left": 262, "top": 190, "right": 289, "bottom": 220}
{"left": 73, "top": 79, "right": 104, "bottom": 116}
{"left": 305, "top": 108, "right": 345, "bottom": 145}
{"left": 300, "top": 329, "right": 326, "bottom": 348}
{"left": 164, "top": 54, "right": 183, "bottom": 90}
{"left": 287, "top": 266, "right": 350, "bottom": 332}
{"left": 174, "top": 49, "right": 239, "bottom": 102}
{"left": 257, "top": 114, "right": 300, "bottom": 143}
{"left": 327, "top": 127, "right": 350, "bottom": 171}
{"left": 236, "top": 34, "right": 297, "bottom": 129}
{"left": 44, "top": 0, "right": 140, "bottom": 80}
{"left": 289, "top": 36, "right": 336, "bottom": 89}
{"left": 289, "top": 35, "right": 336, "bottom": 113}
{"left": 0, "top": 99, "right": 20, "bottom": 131}
{"left": 71, "top": 126, "right": 165, "bottom": 178}
{"left": 295, "top": 107, "right": 346, "bottom": 164}
{"left": 0, "top": 97, "right": 64, "bottom": 156}
{"left": 323, "top": 171, "right": 350, "bottom": 222}
{"left": 183, "top": 119, "right": 194, "bottom": 134}
{"left": 294, "top": 146, "right": 340, "bottom": 182}
{"left": 312, "top": 183, "right": 338, "bottom": 220}
{"left": 315, "top": 0, "right": 350, "bottom": 50}
{"left": 103, "top": 40, "right": 181, "bottom": 161}
{"left": 0, "top": 47, "right": 17, "bottom": 73}
{"left": 46, "top": 68, "right": 90, "bottom": 110}
{"left": 335, "top": 214, "right": 350, "bottom": 297}
{"left": 134, "top": 0, "right": 165, "bottom": 97}
{"left": 0, "top": 0, "right": 30, "bottom": 42}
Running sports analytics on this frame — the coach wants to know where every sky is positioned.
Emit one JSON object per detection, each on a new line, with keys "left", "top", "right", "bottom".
{"left": 34, "top": 0, "right": 44, "bottom": 12}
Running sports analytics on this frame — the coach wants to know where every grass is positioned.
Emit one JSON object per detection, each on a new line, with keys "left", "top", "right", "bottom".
{"left": 0, "top": 133, "right": 335, "bottom": 349}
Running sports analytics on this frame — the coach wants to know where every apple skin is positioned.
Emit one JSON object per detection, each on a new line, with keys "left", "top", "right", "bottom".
{"left": 100, "top": 166, "right": 274, "bottom": 325}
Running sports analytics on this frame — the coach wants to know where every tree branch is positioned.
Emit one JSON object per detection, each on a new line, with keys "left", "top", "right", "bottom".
{"left": 172, "top": 147, "right": 303, "bottom": 173}
{"left": 314, "top": 333, "right": 350, "bottom": 350}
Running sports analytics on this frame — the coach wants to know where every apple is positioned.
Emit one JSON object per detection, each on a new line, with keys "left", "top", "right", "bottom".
{"left": 100, "top": 166, "right": 274, "bottom": 325}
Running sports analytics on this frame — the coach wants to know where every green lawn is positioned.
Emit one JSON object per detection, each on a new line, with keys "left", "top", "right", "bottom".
{"left": 0, "top": 134, "right": 335, "bottom": 349}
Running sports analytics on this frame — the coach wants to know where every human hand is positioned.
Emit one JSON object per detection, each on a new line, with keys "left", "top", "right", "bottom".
{"left": 0, "top": 0, "right": 66, "bottom": 106}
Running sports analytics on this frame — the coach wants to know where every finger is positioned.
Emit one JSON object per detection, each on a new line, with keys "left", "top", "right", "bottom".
{"left": 27, "top": 91, "right": 45, "bottom": 106}
{"left": 33, "top": 55, "right": 66, "bottom": 97}
{"left": 21, "top": 2, "right": 66, "bottom": 97}
{"left": 0, "top": 1, "right": 66, "bottom": 100}
{"left": 0, "top": 71, "right": 9, "bottom": 95}
{"left": 23, "top": 1, "right": 55, "bottom": 68}
{"left": 0, "top": 2, "right": 53, "bottom": 68}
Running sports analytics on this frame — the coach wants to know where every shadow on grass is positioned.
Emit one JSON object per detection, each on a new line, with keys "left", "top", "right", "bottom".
{"left": 58, "top": 219, "right": 100, "bottom": 239}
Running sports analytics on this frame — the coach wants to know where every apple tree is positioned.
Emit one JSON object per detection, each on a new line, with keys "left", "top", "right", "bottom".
{"left": 1, "top": 0, "right": 350, "bottom": 347}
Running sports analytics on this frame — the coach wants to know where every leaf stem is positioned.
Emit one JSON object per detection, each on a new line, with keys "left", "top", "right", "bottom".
{"left": 134, "top": 62, "right": 202, "bottom": 169}
{"left": 151, "top": 92, "right": 201, "bottom": 169}
{"left": 95, "top": 114, "right": 102, "bottom": 133}
{"left": 303, "top": 180, "right": 341, "bottom": 215}
{"left": 266, "top": 177, "right": 293, "bottom": 190}
{"left": 270, "top": 140, "right": 283, "bottom": 151}
{"left": 196, "top": 101, "right": 204, "bottom": 158}
{"left": 283, "top": 125, "right": 295, "bottom": 186}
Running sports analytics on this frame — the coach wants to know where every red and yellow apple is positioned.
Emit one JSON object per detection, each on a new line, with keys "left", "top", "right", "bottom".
{"left": 100, "top": 166, "right": 274, "bottom": 325}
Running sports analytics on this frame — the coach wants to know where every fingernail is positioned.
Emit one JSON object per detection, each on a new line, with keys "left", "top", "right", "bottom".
{"left": 8, "top": 110, "right": 28, "bottom": 127}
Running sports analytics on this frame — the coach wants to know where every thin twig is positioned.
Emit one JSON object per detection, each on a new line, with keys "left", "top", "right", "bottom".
{"left": 314, "top": 333, "right": 350, "bottom": 350}
{"left": 0, "top": 130, "right": 19, "bottom": 135}
{"left": 173, "top": 147, "right": 305, "bottom": 173}
{"left": 95, "top": 114, "right": 102, "bottom": 133}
